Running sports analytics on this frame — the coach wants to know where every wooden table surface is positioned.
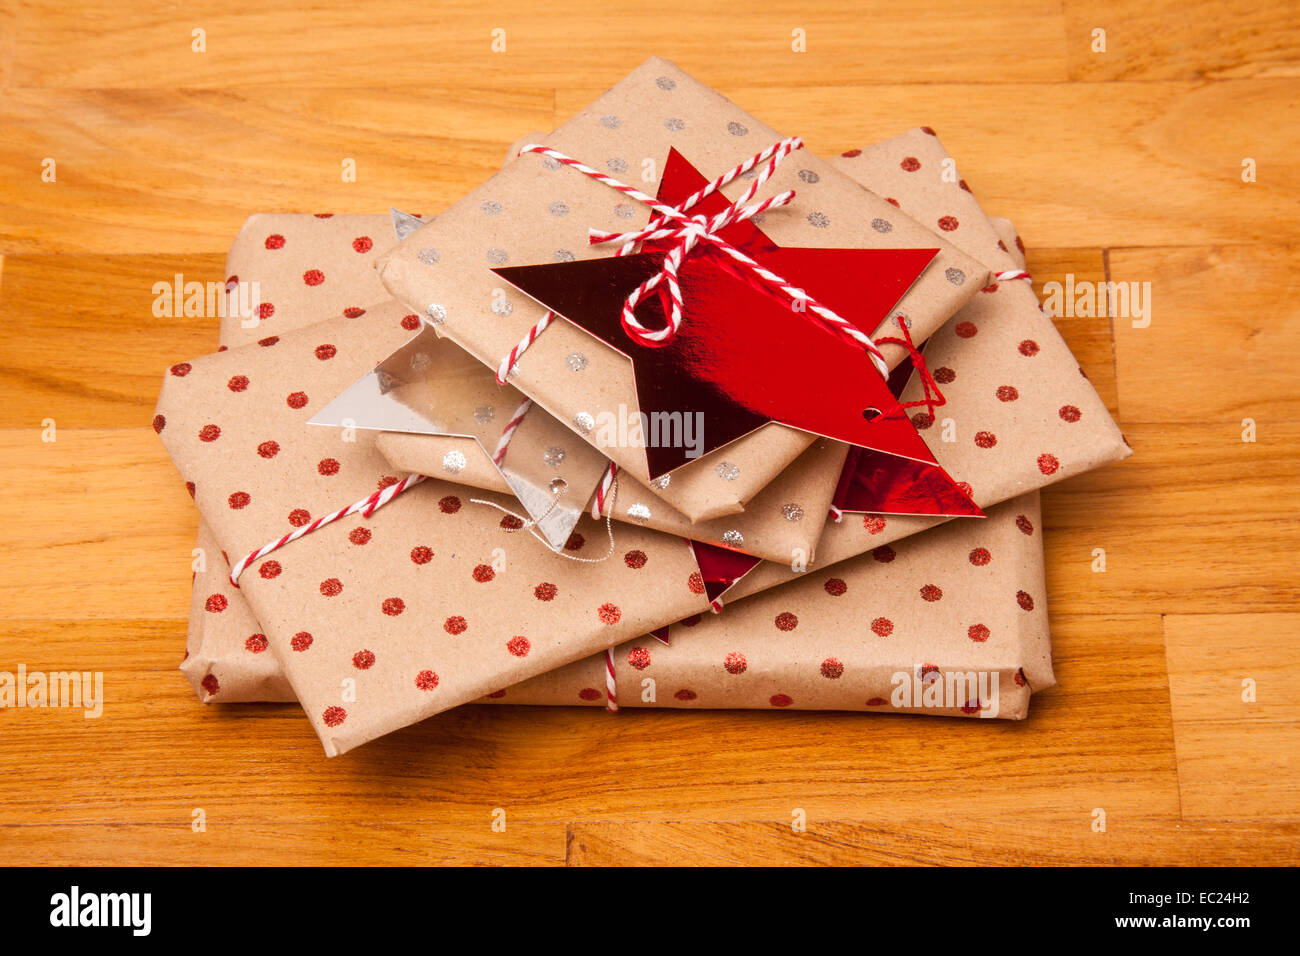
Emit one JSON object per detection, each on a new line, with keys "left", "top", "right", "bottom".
{"left": 1, "top": 0, "right": 1297, "bottom": 866}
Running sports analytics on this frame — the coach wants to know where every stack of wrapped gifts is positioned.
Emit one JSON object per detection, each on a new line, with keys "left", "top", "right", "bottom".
{"left": 157, "top": 59, "right": 1130, "bottom": 755}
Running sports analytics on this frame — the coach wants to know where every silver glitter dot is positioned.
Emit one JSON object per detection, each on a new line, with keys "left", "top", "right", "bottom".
{"left": 417, "top": 248, "right": 440, "bottom": 265}
{"left": 727, "top": 121, "right": 748, "bottom": 136}
{"left": 652, "top": 474, "right": 671, "bottom": 490}
{"left": 655, "top": 76, "right": 676, "bottom": 91}
{"left": 871, "top": 218, "right": 893, "bottom": 233}
{"left": 542, "top": 155, "right": 561, "bottom": 171}
{"left": 491, "top": 296, "right": 512, "bottom": 316}
{"left": 548, "top": 201, "right": 570, "bottom": 216}
{"left": 740, "top": 168, "right": 758, "bottom": 180}
{"left": 750, "top": 212, "right": 766, "bottom": 227}
{"left": 554, "top": 249, "right": 575, "bottom": 262}
{"left": 600, "top": 114, "right": 621, "bottom": 129}
{"left": 442, "top": 450, "right": 466, "bottom": 474}
{"left": 944, "top": 267, "right": 966, "bottom": 285}
{"left": 544, "top": 446, "right": 566, "bottom": 467}
{"left": 425, "top": 303, "right": 446, "bottom": 324}
{"left": 410, "top": 351, "right": 431, "bottom": 372}
{"left": 781, "top": 503, "right": 804, "bottom": 522}
{"left": 614, "top": 203, "right": 636, "bottom": 219}
{"left": 565, "top": 352, "right": 588, "bottom": 372}
{"left": 798, "top": 169, "right": 820, "bottom": 184}
{"left": 664, "top": 117, "right": 685, "bottom": 131}
{"left": 481, "top": 199, "right": 503, "bottom": 215}
{"left": 607, "top": 157, "right": 628, "bottom": 173}
{"left": 627, "top": 503, "right": 651, "bottom": 523}
{"left": 549, "top": 477, "right": 568, "bottom": 496}
{"left": 716, "top": 461, "right": 740, "bottom": 480}
{"left": 807, "top": 212, "right": 830, "bottom": 228}
{"left": 486, "top": 247, "right": 508, "bottom": 265}
{"left": 573, "top": 411, "right": 595, "bottom": 434}
{"left": 721, "top": 529, "right": 744, "bottom": 547}
{"left": 474, "top": 405, "right": 495, "bottom": 424}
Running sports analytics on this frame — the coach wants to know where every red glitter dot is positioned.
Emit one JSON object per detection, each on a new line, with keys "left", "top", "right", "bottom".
{"left": 415, "top": 670, "right": 439, "bottom": 691}
{"left": 322, "top": 706, "right": 346, "bottom": 727}
{"left": 724, "top": 652, "right": 747, "bottom": 675}
{"left": 401, "top": 313, "right": 420, "bottom": 331}
{"left": 565, "top": 532, "right": 585, "bottom": 551}
{"left": 1037, "top": 453, "right": 1060, "bottom": 475}
{"left": 1017, "top": 590, "right": 1036, "bottom": 611}
{"left": 265, "top": 234, "right": 285, "bottom": 249}
{"left": 353, "top": 649, "right": 375, "bottom": 669}
{"left": 688, "top": 571, "right": 705, "bottom": 594}
{"left": 961, "top": 701, "right": 982, "bottom": 715}
{"left": 382, "top": 597, "right": 405, "bottom": 616}
{"left": 349, "top": 527, "right": 372, "bottom": 545}
{"left": 680, "top": 614, "right": 702, "bottom": 627}
{"left": 317, "top": 458, "right": 340, "bottom": 476}
{"left": 974, "top": 430, "right": 997, "bottom": 448}
{"left": 201, "top": 674, "right": 220, "bottom": 696}
{"left": 871, "top": 617, "right": 894, "bottom": 636}
{"left": 288, "top": 508, "right": 311, "bottom": 527}
{"left": 152, "top": 414, "right": 165, "bottom": 433}
{"left": 900, "top": 156, "right": 921, "bottom": 172}
{"left": 343, "top": 307, "right": 365, "bottom": 318}
{"left": 996, "top": 385, "right": 1019, "bottom": 402}
{"left": 205, "top": 594, "right": 227, "bottom": 613}
{"left": 315, "top": 344, "right": 337, "bottom": 360}
{"left": 439, "top": 495, "right": 461, "bottom": 514}
{"left": 227, "top": 375, "right": 249, "bottom": 392}
{"left": 286, "top": 391, "right": 308, "bottom": 409}
{"left": 627, "top": 646, "right": 651, "bottom": 670}
{"left": 968, "top": 624, "right": 990, "bottom": 643}
{"left": 257, "top": 305, "right": 275, "bottom": 322}
{"left": 198, "top": 424, "right": 221, "bottom": 442}
{"left": 1059, "top": 405, "right": 1081, "bottom": 422}
{"left": 957, "top": 481, "right": 974, "bottom": 498}
{"left": 774, "top": 611, "right": 799, "bottom": 631}
{"left": 824, "top": 577, "right": 847, "bottom": 596}
{"left": 821, "top": 658, "right": 844, "bottom": 679}
{"left": 969, "top": 547, "right": 991, "bottom": 566}
{"left": 472, "top": 563, "right": 495, "bottom": 583}
{"left": 257, "top": 440, "right": 279, "bottom": 459}
{"left": 1015, "top": 669, "right": 1027, "bottom": 687}
{"left": 499, "top": 515, "right": 523, "bottom": 530}
{"left": 258, "top": 560, "right": 281, "bottom": 579}
{"left": 444, "top": 615, "right": 467, "bottom": 634}
{"left": 245, "top": 633, "right": 268, "bottom": 653}
{"left": 228, "top": 491, "right": 250, "bottom": 509}
{"left": 1018, "top": 339, "right": 1040, "bottom": 356}
{"left": 291, "top": 632, "right": 313, "bottom": 652}
{"left": 1016, "top": 515, "right": 1035, "bottom": 536}
{"left": 911, "top": 412, "right": 933, "bottom": 429}
{"left": 598, "top": 603, "right": 622, "bottom": 625}
{"left": 185, "top": 481, "right": 195, "bottom": 498}
{"left": 352, "top": 236, "right": 373, "bottom": 253}
{"left": 674, "top": 689, "right": 697, "bottom": 701}
{"left": 534, "top": 582, "right": 557, "bottom": 601}
{"left": 578, "top": 688, "right": 602, "bottom": 701}
{"left": 624, "top": 549, "right": 648, "bottom": 569}
{"left": 885, "top": 197, "right": 900, "bottom": 207}
{"left": 920, "top": 584, "right": 944, "bottom": 602}
{"left": 303, "top": 269, "right": 324, "bottom": 286}
{"left": 770, "top": 694, "right": 793, "bottom": 707}
{"left": 377, "top": 476, "right": 399, "bottom": 490}
{"left": 170, "top": 362, "right": 192, "bottom": 377}
{"left": 873, "top": 545, "right": 896, "bottom": 563}
{"left": 507, "top": 636, "right": 530, "bottom": 657}
{"left": 933, "top": 366, "right": 956, "bottom": 384}
{"left": 841, "top": 148, "right": 862, "bottom": 158}
{"left": 921, "top": 664, "right": 940, "bottom": 681}
{"left": 955, "top": 322, "right": 977, "bottom": 338}
{"left": 938, "top": 215, "right": 959, "bottom": 231}
{"left": 863, "top": 515, "right": 887, "bottom": 534}
{"left": 320, "top": 578, "right": 343, "bottom": 597}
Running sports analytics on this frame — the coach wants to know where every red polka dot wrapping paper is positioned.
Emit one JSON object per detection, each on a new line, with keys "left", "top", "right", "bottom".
{"left": 375, "top": 56, "right": 990, "bottom": 525}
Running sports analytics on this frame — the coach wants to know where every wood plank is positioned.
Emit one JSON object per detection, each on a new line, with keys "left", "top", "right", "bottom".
{"left": 1163, "top": 612, "right": 1300, "bottom": 823}
{"left": 568, "top": 819, "right": 1300, "bottom": 865}
{"left": 1063, "top": 0, "right": 1300, "bottom": 81}
{"left": 1041, "top": 423, "right": 1300, "bottom": 615}
{"left": 0, "top": 254, "right": 224, "bottom": 427}
{"left": 1111, "top": 245, "right": 1300, "bottom": 422}
{"left": 0, "top": 86, "right": 552, "bottom": 254}
{"left": 8, "top": 0, "right": 1070, "bottom": 90}
{"left": 561, "top": 79, "right": 1300, "bottom": 248}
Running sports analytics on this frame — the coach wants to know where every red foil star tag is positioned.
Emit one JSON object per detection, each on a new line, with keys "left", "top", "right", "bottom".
{"left": 492, "top": 149, "right": 951, "bottom": 489}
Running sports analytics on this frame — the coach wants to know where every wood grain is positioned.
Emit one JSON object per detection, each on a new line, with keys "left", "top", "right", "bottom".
{"left": 1, "top": 0, "right": 1297, "bottom": 866}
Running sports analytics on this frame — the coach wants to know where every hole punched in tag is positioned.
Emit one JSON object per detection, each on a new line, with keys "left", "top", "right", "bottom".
{"left": 862, "top": 406, "right": 883, "bottom": 422}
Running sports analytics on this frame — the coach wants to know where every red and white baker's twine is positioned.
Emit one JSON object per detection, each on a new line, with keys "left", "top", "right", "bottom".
{"left": 604, "top": 647, "right": 619, "bottom": 712}
{"left": 228, "top": 474, "right": 426, "bottom": 585}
